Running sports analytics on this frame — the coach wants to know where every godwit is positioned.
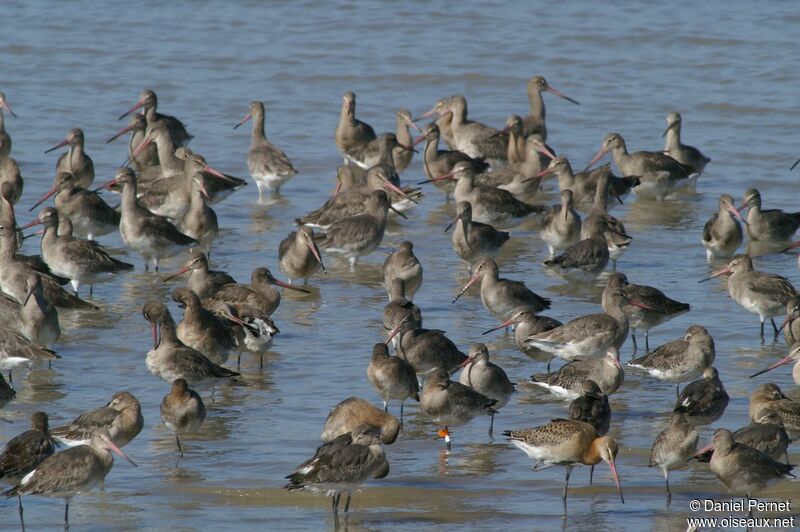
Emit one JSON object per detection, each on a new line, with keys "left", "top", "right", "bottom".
{"left": 447, "top": 201, "right": 509, "bottom": 272}
{"left": 106, "top": 113, "right": 158, "bottom": 170}
{"left": 348, "top": 132, "right": 415, "bottom": 171}
{"left": 383, "top": 279, "right": 422, "bottom": 343}
{"left": 335, "top": 92, "right": 377, "bottom": 164}
{"left": 160, "top": 378, "right": 206, "bottom": 458}
{"left": 130, "top": 121, "right": 184, "bottom": 182}
{"left": 173, "top": 287, "right": 240, "bottom": 365}
{"left": 444, "top": 95, "right": 507, "bottom": 164}
{"left": 694, "top": 428, "right": 793, "bottom": 513}
{"left": 522, "top": 76, "right": 580, "bottom": 139}
{"left": 51, "top": 391, "right": 144, "bottom": 448}
{"left": 118, "top": 89, "right": 192, "bottom": 147}
{"left": 45, "top": 128, "right": 94, "bottom": 188}
{"left": 0, "top": 224, "right": 97, "bottom": 310}
{"left": 321, "top": 397, "right": 400, "bottom": 445}
{"left": 207, "top": 266, "right": 307, "bottom": 316}
{"left": 178, "top": 176, "right": 218, "bottom": 251}
{"left": 629, "top": 325, "right": 715, "bottom": 395}
{"left": 417, "top": 123, "right": 488, "bottom": 200}
{"left": 525, "top": 273, "right": 645, "bottom": 360}
{"left": 95, "top": 167, "right": 197, "bottom": 272}
{"left": 618, "top": 273, "right": 690, "bottom": 351}
{"left": 286, "top": 424, "right": 389, "bottom": 529}
{"left": 0, "top": 412, "right": 56, "bottom": 528}
{"left": 367, "top": 343, "right": 419, "bottom": 422}
{"left": 0, "top": 273, "right": 60, "bottom": 348}
{"left": 3, "top": 429, "right": 136, "bottom": 530}
{"left": 26, "top": 207, "right": 133, "bottom": 295}
{"left": 674, "top": 367, "right": 729, "bottom": 426}
{"left": 176, "top": 148, "right": 247, "bottom": 203}
{"left": 457, "top": 343, "right": 515, "bottom": 433}
{"left": 696, "top": 412, "right": 789, "bottom": 464}
{"left": 298, "top": 166, "right": 413, "bottom": 230}
{"left": 0, "top": 324, "right": 59, "bottom": 383}
{"left": 30, "top": 172, "right": 119, "bottom": 240}
{"left": 662, "top": 112, "right": 710, "bottom": 173}
{"left": 453, "top": 258, "right": 550, "bottom": 322}
{"left": 316, "top": 190, "right": 395, "bottom": 267}
{"left": 162, "top": 251, "right": 236, "bottom": 299}
{"left": 750, "top": 342, "right": 800, "bottom": 385}
{"left": 385, "top": 319, "right": 467, "bottom": 376}
{"left": 586, "top": 133, "right": 696, "bottom": 201}
{"left": 739, "top": 188, "right": 800, "bottom": 241}
{"left": 702, "top": 194, "right": 745, "bottom": 260}
{"left": 699, "top": 254, "right": 796, "bottom": 341}
{"left": 420, "top": 369, "right": 497, "bottom": 449}
{"left": 392, "top": 109, "right": 420, "bottom": 173}
{"left": 569, "top": 379, "right": 612, "bottom": 484}
{"left": 501, "top": 115, "right": 526, "bottom": 165}
{"left": 382, "top": 241, "right": 422, "bottom": 300}
{"left": 531, "top": 348, "right": 624, "bottom": 399}
{"left": 0, "top": 156, "right": 22, "bottom": 211}
{"left": 482, "top": 306, "right": 562, "bottom": 370}
{"left": 579, "top": 170, "right": 629, "bottom": 266}
{"left": 234, "top": 101, "right": 297, "bottom": 198}
{"left": 539, "top": 157, "right": 596, "bottom": 210}
{"left": 540, "top": 189, "right": 581, "bottom": 258}
{"left": 748, "top": 383, "right": 800, "bottom": 438}
{"left": 278, "top": 226, "right": 327, "bottom": 284}
{"left": 476, "top": 136, "right": 555, "bottom": 202}
{"left": 648, "top": 411, "right": 698, "bottom": 497}
{"left": 778, "top": 297, "right": 800, "bottom": 347}
{"left": 543, "top": 230, "right": 617, "bottom": 282}
{"left": 0, "top": 92, "right": 16, "bottom": 158}
{"left": 142, "top": 301, "right": 240, "bottom": 384}
{"left": 416, "top": 96, "right": 456, "bottom": 149}
{"left": 504, "top": 419, "right": 624, "bottom": 504}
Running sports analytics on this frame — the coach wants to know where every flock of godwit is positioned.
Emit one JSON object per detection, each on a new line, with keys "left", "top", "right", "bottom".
{"left": 0, "top": 79, "right": 797, "bottom": 530}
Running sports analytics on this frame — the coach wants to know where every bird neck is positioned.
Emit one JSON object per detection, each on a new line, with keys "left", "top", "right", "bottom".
{"left": 252, "top": 113, "right": 268, "bottom": 146}
{"left": 528, "top": 90, "right": 545, "bottom": 122}
{"left": 583, "top": 438, "right": 603, "bottom": 466}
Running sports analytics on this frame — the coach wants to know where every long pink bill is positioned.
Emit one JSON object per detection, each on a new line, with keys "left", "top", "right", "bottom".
{"left": 606, "top": 458, "right": 624, "bottom": 504}
{"left": 28, "top": 184, "right": 60, "bottom": 212}
{"left": 274, "top": 279, "right": 311, "bottom": 294}
{"left": 412, "top": 108, "right": 439, "bottom": 122}
{"left": 546, "top": 86, "right": 580, "bottom": 105}
{"left": 452, "top": 273, "right": 480, "bottom": 303}
{"left": 106, "top": 124, "right": 135, "bottom": 143}
{"left": 698, "top": 267, "right": 732, "bottom": 283}
{"left": 18, "top": 218, "right": 43, "bottom": 231}
{"left": 306, "top": 243, "right": 327, "bottom": 274}
{"left": 382, "top": 181, "right": 418, "bottom": 204}
{"left": 750, "top": 351, "right": 798, "bottom": 378}
{"left": 0, "top": 100, "right": 17, "bottom": 118}
{"left": 44, "top": 138, "right": 69, "bottom": 154}
{"left": 162, "top": 266, "right": 190, "bottom": 283}
{"left": 385, "top": 316, "right": 412, "bottom": 345}
{"left": 203, "top": 165, "right": 239, "bottom": 185}
{"left": 583, "top": 148, "right": 608, "bottom": 173}
{"left": 118, "top": 99, "right": 144, "bottom": 121}
{"left": 233, "top": 113, "right": 252, "bottom": 130}
{"left": 105, "top": 437, "right": 138, "bottom": 467}
{"left": 481, "top": 318, "right": 518, "bottom": 335}
{"left": 726, "top": 204, "right": 748, "bottom": 225}
{"left": 418, "top": 170, "right": 454, "bottom": 186}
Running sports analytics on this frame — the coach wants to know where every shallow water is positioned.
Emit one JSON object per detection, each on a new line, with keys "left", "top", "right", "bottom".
{"left": 2, "top": 1, "right": 800, "bottom": 530}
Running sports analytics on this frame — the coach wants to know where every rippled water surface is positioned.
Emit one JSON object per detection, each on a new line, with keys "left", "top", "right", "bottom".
{"left": 2, "top": 1, "right": 800, "bottom": 530}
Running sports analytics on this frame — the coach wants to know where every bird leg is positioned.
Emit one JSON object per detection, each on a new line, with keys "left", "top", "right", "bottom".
{"left": 18, "top": 496, "right": 24, "bottom": 532}
{"left": 644, "top": 331, "right": 650, "bottom": 352}
{"left": 64, "top": 500, "right": 70, "bottom": 530}
{"left": 343, "top": 490, "right": 352, "bottom": 520}
{"left": 589, "top": 464, "right": 594, "bottom": 485}
{"left": 562, "top": 465, "right": 573, "bottom": 502}
{"left": 332, "top": 492, "right": 341, "bottom": 529}
{"left": 383, "top": 400, "right": 388, "bottom": 413}
{"left": 771, "top": 319, "right": 779, "bottom": 340}
{"left": 665, "top": 472, "right": 671, "bottom": 497}
{"left": 760, "top": 320, "right": 765, "bottom": 343}
{"left": 675, "top": 384, "right": 679, "bottom": 399}
{"left": 176, "top": 434, "right": 184, "bottom": 458}
{"left": 489, "top": 413, "right": 495, "bottom": 435}
{"left": 631, "top": 331, "right": 638, "bottom": 351}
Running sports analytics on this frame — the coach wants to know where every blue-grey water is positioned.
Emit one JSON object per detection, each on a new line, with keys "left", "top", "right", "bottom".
{"left": 2, "top": 1, "right": 799, "bottom": 530}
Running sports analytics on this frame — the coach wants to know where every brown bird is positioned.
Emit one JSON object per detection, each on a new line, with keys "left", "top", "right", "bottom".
{"left": 51, "top": 391, "right": 144, "bottom": 448}
{"left": 0, "top": 412, "right": 57, "bottom": 528}
{"left": 321, "top": 397, "right": 400, "bottom": 446}
{"left": 278, "top": 226, "right": 327, "bottom": 285}
{"left": 160, "top": 378, "right": 206, "bottom": 458}
{"left": 367, "top": 343, "right": 419, "bottom": 422}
